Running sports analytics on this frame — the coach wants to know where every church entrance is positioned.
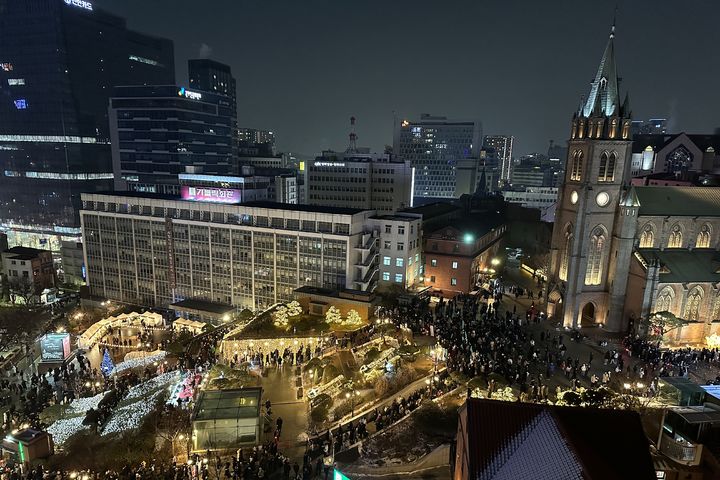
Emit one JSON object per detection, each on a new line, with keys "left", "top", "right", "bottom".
{"left": 581, "top": 303, "right": 596, "bottom": 327}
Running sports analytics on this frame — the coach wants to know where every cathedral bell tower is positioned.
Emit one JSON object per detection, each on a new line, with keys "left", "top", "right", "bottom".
{"left": 547, "top": 23, "right": 634, "bottom": 332}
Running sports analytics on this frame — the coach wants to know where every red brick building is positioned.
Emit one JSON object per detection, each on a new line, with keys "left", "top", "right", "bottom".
{"left": 423, "top": 218, "right": 506, "bottom": 297}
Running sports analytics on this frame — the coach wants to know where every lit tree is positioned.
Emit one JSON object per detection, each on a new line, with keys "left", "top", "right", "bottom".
{"left": 8, "top": 276, "right": 39, "bottom": 305}
{"left": 325, "top": 306, "right": 341, "bottom": 324}
{"left": 644, "top": 311, "right": 688, "bottom": 344}
{"left": 273, "top": 305, "right": 289, "bottom": 328}
{"left": 287, "top": 300, "right": 302, "bottom": 318}
{"left": 345, "top": 309, "right": 362, "bottom": 326}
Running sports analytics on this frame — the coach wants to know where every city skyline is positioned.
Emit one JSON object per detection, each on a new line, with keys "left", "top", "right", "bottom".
{"left": 96, "top": 0, "right": 720, "bottom": 157}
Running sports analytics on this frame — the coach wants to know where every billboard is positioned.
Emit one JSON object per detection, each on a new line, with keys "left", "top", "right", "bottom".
{"left": 40, "top": 333, "right": 71, "bottom": 362}
{"left": 180, "top": 186, "right": 241, "bottom": 204}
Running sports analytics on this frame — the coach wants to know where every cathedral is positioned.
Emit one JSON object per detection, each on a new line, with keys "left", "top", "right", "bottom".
{"left": 546, "top": 26, "right": 720, "bottom": 344}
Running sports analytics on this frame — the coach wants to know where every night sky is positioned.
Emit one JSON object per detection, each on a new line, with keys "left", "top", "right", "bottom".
{"left": 97, "top": 0, "right": 720, "bottom": 158}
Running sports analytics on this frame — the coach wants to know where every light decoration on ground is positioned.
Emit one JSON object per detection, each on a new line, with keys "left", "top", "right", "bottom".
{"left": 47, "top": 415, "right": 87, "bottom": 446}
{"left": 220, "top": 336, "right": 328, "bottom": 362}
{"left": 78, "top": 311, "right": 165, "bottom": 349}
{"left": 66, "top": 391, "right": 107, "bottom": 414}
{"left": 706, "top": 334, "right": 720, "bottom": 348}
{"left": 102, "top": 389, "right": 165, "bottom": 435}
{"left": 111, "top": 351, "right": 167, "bottom": 375}
{"left": 124, "top": 371, "right": 178, "bottom": 402}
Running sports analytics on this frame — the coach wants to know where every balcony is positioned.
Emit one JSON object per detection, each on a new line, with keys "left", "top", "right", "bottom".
{"left": 659, "top": 432, "right": 703, "bottom": 466}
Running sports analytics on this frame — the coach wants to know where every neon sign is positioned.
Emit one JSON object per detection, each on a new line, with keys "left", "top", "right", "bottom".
{"left": 7, "top": 79, "right": 25, "bottom": 86}
{"left": 180, "top": 186, "right": 240, "bottom": 204}
{"left": 14, "top": 99, "right": 27, "bottom": 110}
{"left": 178, "top": 87, "right": 202, "bottom": 100}
{"left": 0, "top": 63, "right": 12, "bottom": 72}
{"left": 64, "top": 0, "right": 93, "bottom": 10}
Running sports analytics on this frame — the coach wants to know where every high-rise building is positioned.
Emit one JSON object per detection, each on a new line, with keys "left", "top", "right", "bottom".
{"left": 188, "top": 59, "right": 236, "bottom": 119}
{"left": 238, "top": 128, "right": 275, "bottom": 147}
{"left": 306, "top": 149, "right": 413, "bottom": 213}
{"left": 631, "top": 118, "right": 667, "bottom": 136}
{"left": 483, "top": 135, "right": 514, "bottom": 184}
{"left": 0, "top": 0, "right": 174, "bottom": 251}
{"left": 109, "top": 85, "right": 234, "bottom": 194}
{"left": 394, "top": 114, "right": 482, "bottom": 199}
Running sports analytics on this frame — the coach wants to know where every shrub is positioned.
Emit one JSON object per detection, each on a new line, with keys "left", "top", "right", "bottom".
{"left": 322, "top": 364, "right": 340, "bottom": 383}
{"left": 311, "top": 393, "right": 333, "bottom": 411}
{"left": 363, "top": 348, "right": 380, "bottom": 365}
{"left": 310, "top": 405, "right": 329, "bottom": 423}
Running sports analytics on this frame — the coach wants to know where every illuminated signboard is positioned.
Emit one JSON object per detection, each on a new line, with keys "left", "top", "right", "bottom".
{"left": 128, "top": 55, "right": 161, "bottom": 67}
{"left": 314, "top": 162, "right": 346, "bottom": 167}
{"left": 178, "top": 87, "right": 202, "bottom": 100}
{"left": 40, "top": 333, "right": 71, "bottom": 362}
{"left": 14, "top": 99, "right": 27, "bottom": 110}
{"left": 64, "top": 0, "right": 93, "bottom": 10}
{"left": 333, "top": 470, "right": 351, "bottom": 480}
{"left": 181, "top": 185, "right": 241, "bottom": 204}
{"left": 7, "top": 79, "right": 25, "bottom": 86}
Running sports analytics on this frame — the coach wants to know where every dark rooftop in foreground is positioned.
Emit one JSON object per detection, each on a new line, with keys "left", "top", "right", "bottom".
{"left": 82, "top": 191, "right": 366, "bottom": 215}
{"left": 637, "top": 249, "right": 720, "bottom": 283}
{"left": 170, "top": 299, "right": 235, "bottom": 315}
{"left": 4, "top": 246, "right": 49, "bottom": 256}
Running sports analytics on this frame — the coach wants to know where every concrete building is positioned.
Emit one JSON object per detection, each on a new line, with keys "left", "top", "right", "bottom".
{"left": 374, "top": 213, "right": 423, "bottom": 290}
{"left": 109, "top": 85, "right": 234, "bottom": 194}
{"left": 178, "top": 172, "right": 270, "bottom": 203}
{"left": 510, "top": 165, "right": 556, "bottom": 187}
{"left": 271, "top": 175, "right": 298, "bottom": 204}
{"left": 60, "top": 241, "right": 85, "bottom": 285}
{"left": 502, "top": 187, "right": 558, "bottom": 222}
{"left": 631, "top": 118, "right": 667, "bottom": 136}
{"left": 630, "top": 133, "right": 720, "bottom": 178}
{"left": 1, "top": 246, "right": 55, "bottom": 301}
{"left": 306, "top": 150, "right": 413, "bottom": 213}
{"left": 394, "top": 114, "right": 482, "bottom": 199}
{"left": 423, "top": 217, "right": 506, "bottom": 297}
{"left": 80, "top": 192, "right": 383, "bottom": 311}
{"left": 483, "top": 135, "right": 514, "bottom": 185}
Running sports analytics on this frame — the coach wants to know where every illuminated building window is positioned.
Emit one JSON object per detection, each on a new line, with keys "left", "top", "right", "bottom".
{"left": 598, "top": 151, "right": 616, "bottom": 182}
{"left": 684, "top": 287, "right": 703, "bottom": 321}
{"left": 559, "top": 223, "right": 573, "bottom": 281}
{"left": 570, "top": 150, "right": 583, "bottom": 181}
{"left": 655, "top": 287, "right": 674, "bottom": 313}
{"left": 639, "top": 224, "right": 654, "bottom": 248}
{"left": 696, "top": 224, "right": 711, "bottom": 248}
{"left": 668, "top": 225, "right": 683, "bottom": 248}
{"left": 584, "top": 226, "right": 606, "bottom": 286}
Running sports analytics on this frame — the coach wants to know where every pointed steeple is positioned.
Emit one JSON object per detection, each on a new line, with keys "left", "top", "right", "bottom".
{"left": 621, "top": 92, "right": 631, "bottom": 118}
{"left": 579, "top": 22, "right": 621, "bottom": 118}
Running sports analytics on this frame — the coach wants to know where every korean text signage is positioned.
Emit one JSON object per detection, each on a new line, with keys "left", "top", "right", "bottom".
{"left": 181, "top": 185, "right": 241, "bottom": 204}
{"left": 40, "top": 333, "right": 71, "bottom": 362}
{"left": 64, "top": 0, "right": 93, "bottom": 10}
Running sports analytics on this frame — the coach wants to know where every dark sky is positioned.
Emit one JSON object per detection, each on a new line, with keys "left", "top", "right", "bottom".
{"left": 97, "top": 0, "right": 720, "bottom": 157}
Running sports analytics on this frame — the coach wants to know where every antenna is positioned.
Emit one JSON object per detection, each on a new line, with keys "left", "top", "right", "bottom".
{"left": 348, "top": 116, "right": 357, "bottom": 152}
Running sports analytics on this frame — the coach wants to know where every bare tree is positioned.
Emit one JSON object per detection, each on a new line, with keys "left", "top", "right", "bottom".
{"left": 8, "top": 276, "right": 39, "bottom": 305}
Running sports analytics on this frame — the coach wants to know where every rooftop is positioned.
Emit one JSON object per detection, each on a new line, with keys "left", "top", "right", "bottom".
{"left": 4, "top": 246, "right": 49, "bottom": 257}
{"left": 84, "top": 191, "right": 366, "bottom": 215}
{"left": 637, "top": 249, "right": 720, "bottom": 283}
{"left": 426, "top": 214, "right": 504, "bottom": 240}
{"left": 463, "top": 398, "right": 655, "bottom": 480}
{"left": 170, "top": 299, "right": 235, "bottom": 315}
{"left": 193, "top": 388, "right": 262, "bottom": 421}
{"left": 402, "top": 202, "right": 461, "bottom": 219}
{"left": 634, "top": 186, "right": 720, "bottom": 217}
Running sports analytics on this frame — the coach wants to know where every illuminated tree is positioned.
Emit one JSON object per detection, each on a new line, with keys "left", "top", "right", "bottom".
{"left": 273, "top": 305, "right": 289, "bottom": 328}
{"left": 644, "top": 311, "right": 688, "bottom": 344}
{"left": 345, "top": 309, "right": 362, "bottom": 326}
{"left": 325, "top": 306, "right": 341, "bottom": 324}
{"left": 286, "top": 300, "right": 302, "bottom": 318}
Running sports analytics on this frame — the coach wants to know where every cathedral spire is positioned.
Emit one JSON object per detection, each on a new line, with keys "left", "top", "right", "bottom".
{"left": 578, "top": 21, "right": 621, "bottom": 119}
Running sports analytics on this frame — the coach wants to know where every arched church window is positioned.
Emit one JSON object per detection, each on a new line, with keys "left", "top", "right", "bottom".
{"left": 696, "top": 224, "right": 711, "bottom": 248}
{"left": 668, "top": 225, "right": 683, "bottom": 248}
{"left": 570, "top": 151, "right": 583, "bottom": 182}
{"left": 598, "top": 151, "right": 618, "bottom": 182}
{"left": 639, "top": 224, "right": 654, "bottom": 248}
{"left": 684, "top": 287, "right": 703, "bottom": 321}
{"left": 559, "top": 223, "right": 573, "bottom": 281}
{"left": 665, "top": 145, "right": 693, "bottom": 175}
{"left": 656, "top": 287, "right": 674, "bottom": 313}
{"left": 585, "top": 226, "right": 606, "bottom": 286}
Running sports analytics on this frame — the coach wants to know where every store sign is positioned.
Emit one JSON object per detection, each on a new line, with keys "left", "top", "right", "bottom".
{"left": 64, "top": 0, "right": 93, "bottom": 10}
{"left": 181, "top": 185, "right": 241, "bottom": 204}
{"left": 14, "top": 99, "right": 27, "bottom": 110}
{"left": 314, "top": 162, "right": 346, "bottom": 167}
{"left": 40, "top": 333, "right": 71, "bottom": 362}
{"left": 178, "top": 87, "right": 202, "bottom": 100}
{"left": 7, "top": 79, "right": 25, "bottom": 86}
{"left": 0, "top": 63, "right": 12, "bottom": 72}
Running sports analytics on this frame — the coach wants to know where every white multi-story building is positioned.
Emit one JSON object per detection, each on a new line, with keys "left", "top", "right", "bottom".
{"left": 370, "top": 213, "right": 423, "bottom": 289}
{"left": 394, "top": 114, "right": 482, "bottom": 199}
{"left": 306, "top": 150, "right": 413, "bottom": 213}
{"left": 502, "top": 187, "right": 559, "bottom": 221}
{"left": 483, "top": 135, "right": 514, "bottom": 184}
{"left": 80, "top": 192, "right": 387, "bottom": 311}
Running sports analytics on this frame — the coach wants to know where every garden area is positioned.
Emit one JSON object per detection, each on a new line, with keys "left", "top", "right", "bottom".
{"left": 242, "top": 302, "right": 369, "bottom": 337}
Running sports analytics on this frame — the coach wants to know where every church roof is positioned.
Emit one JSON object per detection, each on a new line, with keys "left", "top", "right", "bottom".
{"left": 620, "top": 188, "right": 641, "bottom": 207}
{"left": 632, "top": 133, "right": 720, "bottom": 154}
{"left": 579, "top": 25, "right": 622, "bottom": 118}
{"left": 462, "top": 399, "right": 655, "bottom": 480}
{"left": 634, "top": 186, "right": 720, "bottom": 216}
{"left": 637, "top": 249, "right": 720, "bottom": 283}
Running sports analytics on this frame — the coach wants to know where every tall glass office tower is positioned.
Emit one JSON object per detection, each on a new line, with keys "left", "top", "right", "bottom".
{"left": 0, "top": 0, "right": 174, "bottom": 251}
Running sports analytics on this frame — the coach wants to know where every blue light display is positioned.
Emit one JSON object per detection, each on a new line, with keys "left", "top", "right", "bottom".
{"left": 14, "top": 99, "right": 27, "bottom": 109}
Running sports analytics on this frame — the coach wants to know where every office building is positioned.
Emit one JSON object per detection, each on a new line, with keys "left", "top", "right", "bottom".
{"left": 306, "top": 150, "right": 413, "bottom": 213}
{"left": 271, "top": 175, "right": 298, "bottom": 204}
{"left": 375, "top": 213, "right": 423, "bottom": 289}
{"left": 177, "top": 172, "right": 270, "bottom": 202}
{"left": 502, "top": 187, "right": 558, "bottom": 222}
{"left": 0, "top": 0, "right": 174, "bottom": 251}
{"left": 188, "top": 59, "right": 236, "bottom": 120}
{"left": 109, "top": 85, "right": 234, "bottom": 193}
{"left": 483, "top": 135, "right": 514, "bottom": 184}
{"left": 60, "top": 240, "right": 85, "bottom": 285}
{"left": 80, "top": 192, "right": 383, "bottom": 311}
{"left": 238, "top": 128, "right": 276, "bottom": 147}
{"left": 394, "top": 114, "right": 482, "bottom": 199}
{"left": 631, "top": 118, "right": 667, "bottom": 136}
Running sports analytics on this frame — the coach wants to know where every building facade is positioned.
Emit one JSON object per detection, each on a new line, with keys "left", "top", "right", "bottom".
{"left": 483, "top": 135, "right": 514, "bottom": 185}
{"left": 423, "top": 220, "right": 506, "bottom": 297}
{"left": 109, "top": 85, "right": 234, "bottom": 193}
{"left": 0, "top": 0, "right": 174, "bottom": 251}
{"left": 394, "top": 114, "right": 481, "bottom": 199}
{"left": 547, "top": 26, "right": 634, "bottom": 331}
{"left": 306, "top": 150, "right": 413, "bottom": 213}
{"left": 80, "top": 192, "right": 383, "bottom": 311}
{"left": 1, "top": 246, "right": 55, "bottom": 295}
{"left": 374, "top": 214, "right": 423, "bottom": 290}
{"left": 502, "top": 187, "right": 558, "bottom": 222}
